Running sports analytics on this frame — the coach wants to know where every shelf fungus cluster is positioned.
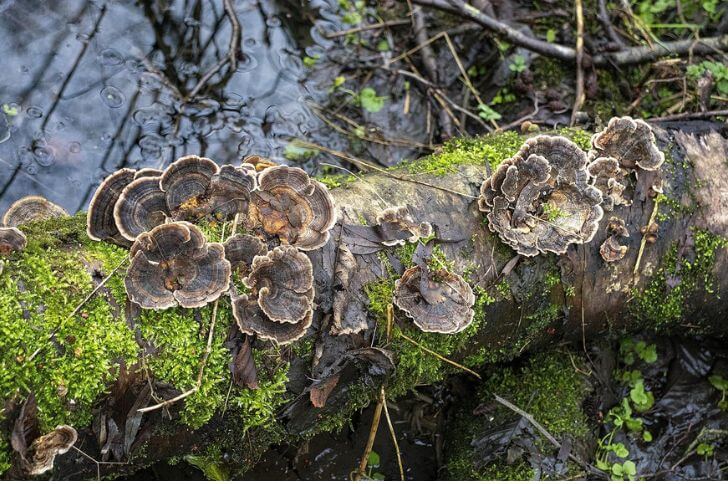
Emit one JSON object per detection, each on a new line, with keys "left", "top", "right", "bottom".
{"left": 125, "top": 222, "right": 231, "bottom": 309}
{"left": 479, "top": 135, "right": 604, "bottom": 256}
{"left": 87, "top": 156, "right": 258, "bottom": 244}
{"left": 232, "top": 246, "right": 315, "bottom": 344}
{"left": 0, "top": 227, "right": 27, "bottom": 255}
{"left": 374, "top": 206, "right": 433, "bottom": 246}
{"left": 89, "top": 155, "right": 337, "bottom": 344}
{"left": 393, "top": 265, "right": 475, "bottom": 334}
{"left": 586, "top": 116, "right": 664, "bottom": 212}
{"left": 479, "top": 118, "right": 664, "bottom": 256}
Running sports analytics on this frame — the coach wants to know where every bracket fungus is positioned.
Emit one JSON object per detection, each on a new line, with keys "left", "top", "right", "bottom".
{"left": 600, "top": 217, "right": 630, "bottom": 262}
{"left": 479, "top": 135, "right": 604, "bottom": 256}
{"left": 587, "top": 156, "right": 630, "bottom": 211}
{"left": 243, "top": 154, "right": 277, "bottom": 171}
{"left": 0, "top": 227, "right": 27, "bottom": 254}
{"left": 125, "top": 222, "right": 231, "bottom": 309}
{"left": 393, "top": 266, "right": 475, "bottom": 334}
{"left": 114, "top": 175, "right": 169, "bottom": 241}
{"left": 374, "top": 206, "right": 433, "bottom": 246}
{"left": 243, "top": 245, "right": 314, "bottom": 324}
{"left": 231, "top": 294, "right": 313, "bottom": 344}
{"left": 589, "top": 116, "right": 664, "bottom": 171}
{"left": 207, "top": 163, "right": 258, "bottom": 220}
{"left": 3, "top": 196, "right": 68, "bottom": 227}
{"left": 224, "top": 233, "right": 267, "bottom": 276}
{"left": 25, "top": 425, "right": 77, "bottom": 475}
{"left": 87, "top": 168, "right": 137, "bottom": 245}
{"left": 160, "top": 155, "right": 220, "bottom": 219}
{"left": 249, "top": 165, "right": 336, "bottom": 251}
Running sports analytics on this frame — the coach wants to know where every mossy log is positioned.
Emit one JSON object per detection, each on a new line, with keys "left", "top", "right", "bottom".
{"left": 1, "top": 122, "right": 726, "bottom": 479}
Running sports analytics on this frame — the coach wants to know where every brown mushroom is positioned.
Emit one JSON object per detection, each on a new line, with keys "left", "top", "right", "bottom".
{"left": 641, "top": 222, "right": 659, "bottom": 244}
{"left": 160, "top": 155, "right": 220, "bottom": 220}
{"left": 0, "top": 227, "right": 27, "bottom": 255}
{"left": 393, "top": 265, "right": 475, "bottom": 334}
{"left": 223, "top": 233, "right": 267, "bottom": 276}
{"left": 600, "top": 236, "right": 628, "bottom": 262}
{"left": 125, "top": 222, "right": 231, "bottom": 309}
{"left": 590, "top": 116, "right": 664, "bottom": 171}
{"left": 243, "top": 154, "right": 278, "bottom": 172}
{"left": 249, "top": 165, "right": 336, "bottom": 251}
{"left": 87, "top": 168, "right": 137, "bottom": 245}
{"left": 479, "top": 136, "right": 604, "bottom": 256}
{"left": 243, "top": 245, "right": 314, "bottom": 323}
{"left": 587, "top": 157, "right": 631, "bottom": 211}
{"left": 232, "top": 294, "right": 312, "bottom": 344}
{"left": 3, "top": 196, "right": 68, "bottom": 227}
{"left": 113, "top": 175, "right": 169, "bottom": 241}
{"left": 375, "top": 206, "right": 433, "bottom": 246}
{"left": 207, "top": 164, "right": 258, "bottom": 220}
{"left": 25, "top": 425, "right": 77, "bottom": 475}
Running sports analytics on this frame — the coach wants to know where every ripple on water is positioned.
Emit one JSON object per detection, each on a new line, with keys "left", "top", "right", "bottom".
{"left": 100, "top": 85, "right": 125, "bottom": 108}
{"left": 32, "top": 143, "right": 56, "bottom": 167}
{"left": 98, "top": 48, "right": 125, "bottom": 66}
{"left": 26, "top": 106, "right": 43, "bottom": 118}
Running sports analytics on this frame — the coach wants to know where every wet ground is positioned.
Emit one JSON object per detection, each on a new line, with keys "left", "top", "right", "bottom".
{"left": 0, "top": 0, "right": 364, "bottom": 215}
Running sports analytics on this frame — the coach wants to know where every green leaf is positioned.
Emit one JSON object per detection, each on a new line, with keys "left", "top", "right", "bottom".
{"left": 368, "top": 451, "right": 380, "bottom": 468}
{"left": 611, "top": 463, "right": 624, "bottom": 477}
{"left": 622, "top": 460, "right": 637, "bottom": 477}
{"left": 697, "top": 442, "right": 714, "bottom": 457}
{"left": 477, "top": 104, "right": 501, "bottom": 121}
{"left": 642, "top": 430, "right": 653, "bottom": 442}
{"left": 638, "top": 343, "right": 658, "bottom": 363}
{"left": 709, "top": 374, "right": 728, "bottom": 391}
{"left": 342, "top": 11, "right": 362, "bottom": 25}
{"left": 303, "top": 55, "right": 320, "bottom": 68}
{"left": 2, "top": 104, "right": 18, "bottom": 116}
{"left": 376, "top": 39, "right": 390, "bottom": 52}
{"left": 372, "top": 472, "right": 386, "bottom": 480}
{"left": 612, "top": 443, "right": 629, "bottom": 458}
{"left": 358, "top": 88, "right": 386, "bottom": 113}
{"left": 546, "top": 29, "right": 556, "bottom": 43}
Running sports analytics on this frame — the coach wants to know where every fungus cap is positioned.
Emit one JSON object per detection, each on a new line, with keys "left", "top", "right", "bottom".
{"left": 87, "top": 168, "right": 137, "bottom": 244}
{"left": 243, "top": 245, "right": 314, "bottom": 323}
{"left": 26, "top": 425, "right": 77, "bottom": 475}
{"left": 600, "top": 235, "right": 628, "bottom": 262}
{"left": 160, "top": 155, "right": 220, "bottom": 219}
{"left": 114, "top": 176, "right": 169, "bottom": 241}
{"left": 479, "top": 136, "right": 603, "bottom": 256}
{"left": 375, "top": 206, "right": 433, "bottom": 246}
{"left": 207, "top": 164, "right": 258, "bottom": 220}
{"left": 393, "top": 266, "right": 475, "bottom": 334}
{"left": 125, "top": 222, "right": 231, "bottom": 309}
{"left": 250, "top": 165, "right": 336, "bottom": 250}
{"left": 243, "top": 154, "right": 278, "bottom": 171}
{"left": 232, "top": 294, "right": 312, "bottom": 344}
{"left": 590, "top": 116, "right": 664, "bottom": 171}
{"left": 0, "top": 227, "right": 27, "bottom": 254}
{"left": 224, "top": 233, "right": 267, "bottom": 276}
{"left": 3, "top": 196, "right": 68, "bottom": 227}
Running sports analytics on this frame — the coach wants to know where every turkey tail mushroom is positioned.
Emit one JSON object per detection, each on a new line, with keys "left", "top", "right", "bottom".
{"left": 231, "top": 294, "right": 313, "bottom": 344}
{"left": 589, "top": 116, "right": 664, "bottom": 171}
{"left": 3, "top": 196, "right": 68, "bottom": 227}
{"left": 87, "top": 168, "right": 137, "bottom": 245}
{"left": 0, "top": 227, "right": 27, "bottom": 255}
{"left": 25, "top": 425, "right": 77, "bottom": 476}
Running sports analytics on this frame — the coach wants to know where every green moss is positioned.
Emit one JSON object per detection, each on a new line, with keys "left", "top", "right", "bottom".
{"left": 399, "top": 131, "right": 524, "bottom": 176}
{"left": 557, "top": 127, "right": 593, "bottom": 151}
{"left": 317, "top": 173, "right": 357, "bottom": 190}
{"left": 302, "top": 382, "right": 375, "bottom": 439}
{"left": 632, "top": 228, "right": 727, "bottom": 329}
{"left": 445, "top": 351, "right": 591, "bottom": 480}
{"left": 0, "top": 412, "right": 10, "bottom": 476}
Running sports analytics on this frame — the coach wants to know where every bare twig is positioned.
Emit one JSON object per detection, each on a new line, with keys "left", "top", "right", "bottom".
{"left": 353, "top": 396, "right": 384, "bottom": 480}
{"left": 597, "top": 0, "right": 625, "bottom": 47}
{"left": 187, "top": 0, "right": 241, "bottom": 100}
{"left": 570, "top": 0, "right": 585, "bottom": 126}
{"left": 381, "top": 388, "right": 405, "bottom": 480}
{"left": 633, "top": 197, "right": 660, "bottom": 277}
{"left": 326, "top": 19, "right": 410, "bottom": 38}
{"left": 648, "top": 109, "right": 728, "bottom": 121}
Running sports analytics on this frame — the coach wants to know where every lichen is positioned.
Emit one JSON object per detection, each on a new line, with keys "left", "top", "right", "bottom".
{"left": 632, "top": 228, "right": 727, "bottom": 330}
{"left": 445, "top": 351, "right": 592, "bottom": 480}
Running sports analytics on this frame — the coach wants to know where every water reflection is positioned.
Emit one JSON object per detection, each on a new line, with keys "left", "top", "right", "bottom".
{"left": 0, "top": 0, "right": 336, "bottom": 215}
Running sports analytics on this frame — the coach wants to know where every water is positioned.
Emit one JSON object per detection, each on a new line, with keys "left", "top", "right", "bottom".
{"left": 0, "top": 0, "right": 356, "bottom": 216}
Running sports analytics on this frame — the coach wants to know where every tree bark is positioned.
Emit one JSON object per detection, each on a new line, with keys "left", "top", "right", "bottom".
{"left": 7, "top": 122, "right": 728, "bottom": 479}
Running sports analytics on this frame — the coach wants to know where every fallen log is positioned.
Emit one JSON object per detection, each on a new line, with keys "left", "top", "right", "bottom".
{"left": 0, "top": 121, "right": 726, "bottom": 479}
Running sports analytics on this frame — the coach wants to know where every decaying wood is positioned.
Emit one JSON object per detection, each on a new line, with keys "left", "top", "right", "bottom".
{"left": 18, "top": 123, "right": 728, "bottom": 479}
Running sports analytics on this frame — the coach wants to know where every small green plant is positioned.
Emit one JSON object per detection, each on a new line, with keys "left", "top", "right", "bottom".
{"left": 303, "top": 54, "right": 320, "bottom": 68}
{"left": 611, "top": 460, "right": 637, "bottom": 481}
{"left": 687, "top": 61, "right": 728, "bottom": 96}
{"left": 696, "top": 442, "right": 714, "bottom": 458}
{"left": 708, "top": 374, "right": 728, "bottom": 410}
{"left": 542, "top": 202, "right": 566, "bottom": 221}
{"left": 364, "top": 451, "right": 385, "bottom": 480}
{"left": 2, "top": 103, "right": 18, "bottom": 116}
{"left": 619, "top": 338, "right": 658, "bottom": 365}
{"left": 477, "top": 104, "right": 501, "bottom": 121}
{"left": 629, "top": 379, "right": 655, "bottom": 412}
{"left": 376, "top": 39, "right": 390, "bottom": 52}
{"left": 357, "top": 88, "right": 387, "bottom": 113}
{"left": 508, "top": 54, "right": 527, "bottom": 73}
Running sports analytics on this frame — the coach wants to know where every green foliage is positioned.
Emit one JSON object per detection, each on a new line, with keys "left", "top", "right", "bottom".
{"left": 687, "top": 61, "right": 728, "bottom": 96}
{"left": 542, "top": 202, "right": 567, "bottom": 221}
{"left": 445, "top": 352, "right": 591, "bottom": 480}
{"left": 362, "top": 450, "right": 385, "bottom": 480}
{"left": 696, "top": 442, "right": 714, "bottom": 458}
{"left": 357, "top": 87, "right": 387, "bottom": 113}
{"left": 477, "top": 104, "right": 502, "bottom": 121}
{"left": 284, "top": 141, "right": 319, "bottom": 161}
{"left": 229, "top": 362, "right": 290, "bottom": 432}
{"left": 508, "top": 54, "right": 527, "bottom": 73}
{"left": 632, "top": 229, "right": 727, "bottom": 329}
{"left": 303, "top": 55, "right": 320, "bottom": 68}
{"left": 708, "top": 374, "right": 728, "bottom": 410}
{"left": 611, "top": 460, "right": 637, "bottom": 480}
{"left": 184, "top": 451, "right": 230, "bottom": 481}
